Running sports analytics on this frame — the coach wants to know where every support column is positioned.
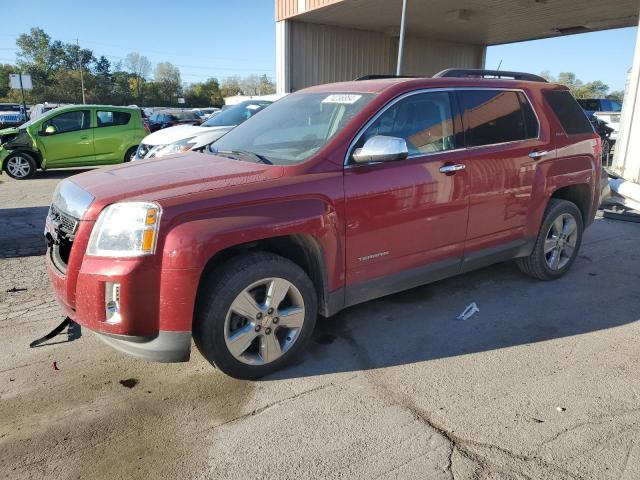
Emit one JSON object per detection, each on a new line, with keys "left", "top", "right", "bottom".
{"left": 276, "top": 20, "right": 292, "bottom": 95}
{"left": 612, "top": 17, "right": 640, "bottom": 182}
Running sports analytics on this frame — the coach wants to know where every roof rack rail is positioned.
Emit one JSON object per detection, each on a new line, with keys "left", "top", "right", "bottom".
{"left": 433, "top": 68, "right": 548, "bottom": 83}
{"left": 355, "top": 74, "right": 418, "bottom": 81}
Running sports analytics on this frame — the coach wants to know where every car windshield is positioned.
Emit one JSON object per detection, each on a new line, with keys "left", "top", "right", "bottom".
{"left": 203, "top": 102, "right": 270, "bottom": 127}
{"left": 0, "top": 104, "right": 21, "bottom": 112}
{"left": 210, "top": 92, "right": 374, "bottom": 165}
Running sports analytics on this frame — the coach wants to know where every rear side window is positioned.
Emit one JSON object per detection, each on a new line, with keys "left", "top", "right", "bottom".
{"left": 457, "top": 90, "right": 534, "bottom": 147}
{"left": 543, "top": 90, "right": 593, "bottom": 135}
{"left": 96, "top": 110, "right": 131, "bottom": 127}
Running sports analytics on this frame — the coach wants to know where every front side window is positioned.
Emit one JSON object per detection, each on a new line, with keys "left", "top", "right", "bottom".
{"left": 97, "top": 110, "right": 131, "bottom": 127}
{"left": 354, "top": 91, "right": 457, "bottom": 156}
{"left": 212, "top": 92, "right": 374, "bottom": 165}
{"left": 43, "top": 110, "right": 90, "bottom": 134}
{"left": 458, "top": 90, "right": 530, "bottom": 147}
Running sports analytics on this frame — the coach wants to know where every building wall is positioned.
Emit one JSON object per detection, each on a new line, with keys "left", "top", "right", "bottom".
{"left": 276, "top": 0, "right": 343, "bottom": 20}
{"left": 284, "top": 20, "right": 484, "bottom": 92}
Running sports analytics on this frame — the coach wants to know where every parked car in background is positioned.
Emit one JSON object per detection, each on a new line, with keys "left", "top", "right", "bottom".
{"left": 45, "top": 69, "right": 601, "bottom": 379}
{"left": 0, "top": 103, "right": 27, "bottom": 128}
{"left": 29, "top": 103, "right": 68, "bottom": 120}
{"left": 135, "top": 100, "right": 271, "bottom": 160}
{"left": 0, "top": 105, "right": 146, "bottom": 179}
{"left": 147, "top": 109, "right": 202, "bottom": 132}
{"left": 192, "top": 107, "right": 221, "bottom": 120}
{"left": 577, "top": 98, "right": 622, "bottom": 140}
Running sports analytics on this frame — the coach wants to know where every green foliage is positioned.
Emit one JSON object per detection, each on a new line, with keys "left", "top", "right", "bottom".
{"left": 0, "top": 28, "right": 276, "bottom": 108}
{"left": 542, "top": 71, "right": 615, "bottom": 100}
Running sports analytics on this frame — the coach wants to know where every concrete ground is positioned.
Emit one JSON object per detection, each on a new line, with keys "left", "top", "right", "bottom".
{"left": 1, "top": 169, "right": 640, "bottom": 480}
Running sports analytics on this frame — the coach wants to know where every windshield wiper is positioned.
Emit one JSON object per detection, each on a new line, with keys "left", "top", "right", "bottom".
{"left": 212, "top": 149, "right": 273, "bottom": 165}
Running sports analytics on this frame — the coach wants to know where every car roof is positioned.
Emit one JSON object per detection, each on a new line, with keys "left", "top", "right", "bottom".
{"left": 50, "top": 104, "right": 140, "bottom": 114}
{"left": 300, "top": 76, "right": 563, "bottom": 95}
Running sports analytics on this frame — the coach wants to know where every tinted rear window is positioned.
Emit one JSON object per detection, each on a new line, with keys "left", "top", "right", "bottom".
{"left": 457, "top": 90, "right": 535, "bottom": 147}
{"left": 543, "top": 90, "right": 593, "bottom": 135}
{"left": 96, "top": 110, "right": 131, "bottom": 127}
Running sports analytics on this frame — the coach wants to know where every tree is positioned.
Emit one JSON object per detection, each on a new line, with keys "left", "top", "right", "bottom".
{"left": 220, "top": 75, "right": 243, "bottom": 98}
{"left": 0, "top": 64, "right": 19, "bottom": 99}
{"left": 258, "top": 74, "right": 276, "bottom": 95}
{"left": 153, "top": 62, "right": 182, "bottom": 105}
{"left": 540, "top": 71, "right": 612, "bottom": 99}
{"left": 607, "top": 90, "right": 625, "bottom": 103}
{"left": 124, "top": 52, "right": 151, "bottom": 103}
{"left": 184, "top": 77, "right": 223, "bottom": 107}
{"left": 92, "top": 56, "right": 112, "bottom": 103}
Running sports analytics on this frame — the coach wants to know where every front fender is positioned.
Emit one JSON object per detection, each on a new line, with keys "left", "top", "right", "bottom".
{"left": 160, "top": 197, "right": 342, "bottom": 286}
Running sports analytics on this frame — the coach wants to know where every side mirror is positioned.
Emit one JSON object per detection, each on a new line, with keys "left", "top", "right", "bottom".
{"left": 43, "top": 125, "right": 57, "bottom": 135}
{"left": 352, "top": 135, "right": 409, "bottom": 164}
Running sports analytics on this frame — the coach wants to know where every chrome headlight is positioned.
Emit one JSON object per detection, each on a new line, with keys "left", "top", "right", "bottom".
{"left": 152, "top": 137, "right": 198, "bottom": 158}
{"left": 87, "top": 202, "right": 162, "bottom": 257}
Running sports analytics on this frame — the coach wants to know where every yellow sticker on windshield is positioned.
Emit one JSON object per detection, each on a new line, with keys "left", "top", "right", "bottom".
{"left": 321, "top": 94, "right": 362, "bottom": 104}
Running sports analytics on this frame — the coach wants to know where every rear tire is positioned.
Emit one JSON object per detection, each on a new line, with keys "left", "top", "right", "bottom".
{"left": 516, "top": 199, "right": 583, "bottom": 280}
{"left": 124, "top": 146, "right": 137, "bottom": 163}
{"left": 193, "top": 252, "right": 318, "bottom": 379}
{"left": 4, "top": 152, "right": 37, "bottom": 180}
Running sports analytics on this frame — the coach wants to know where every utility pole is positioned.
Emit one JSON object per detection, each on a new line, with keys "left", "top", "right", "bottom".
{"left": 76, "top": 38, "right": 86, "bottom": 104}
{"left": 396, "top": 0, "right": 408, "bottom": 76}
{"left": 18, "top": 74, "right": 27, "bottom": 118}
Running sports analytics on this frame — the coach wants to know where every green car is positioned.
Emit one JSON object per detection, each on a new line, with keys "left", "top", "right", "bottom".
{"left": 0, "top": 105, "right": 147, "bottom": 180}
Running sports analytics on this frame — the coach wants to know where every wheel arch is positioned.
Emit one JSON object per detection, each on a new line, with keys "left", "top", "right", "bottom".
{"left": 196, "top": 234, "right": 333, "bottom": 317}
{"left": 549, "top": 183, "right": 592, "bottom": 224}
{"left": 2, "top": 149, "right": 42, "bottom": 170}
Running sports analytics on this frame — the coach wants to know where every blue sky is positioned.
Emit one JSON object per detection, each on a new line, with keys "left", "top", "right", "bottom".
{"left": 486, "top": 27, "right": 637, "bottom": 92}
{"left": 0, "top": 1, "right": 636, "bottom": 91}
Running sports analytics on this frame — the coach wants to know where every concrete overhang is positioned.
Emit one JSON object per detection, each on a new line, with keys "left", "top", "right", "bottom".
{"left": 283, "top": 0, "right": 639, "bottom": 45}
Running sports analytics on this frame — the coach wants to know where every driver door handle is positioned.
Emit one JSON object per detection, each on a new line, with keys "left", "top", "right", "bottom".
{"left": 528, "top": 150, "right": 549, "bottom": 159}
{"left": 439, "top": 164, "right": 466, "bottom": 174}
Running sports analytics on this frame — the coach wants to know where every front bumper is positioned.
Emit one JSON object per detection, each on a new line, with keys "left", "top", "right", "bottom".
{"left": 95, "top": 330, "right": 191, "bottom": 362}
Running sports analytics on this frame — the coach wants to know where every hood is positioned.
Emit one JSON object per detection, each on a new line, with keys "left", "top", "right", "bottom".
{"left": 0, "top": 127, "right": 19, "bottom": 136}
{"left": 68, "top": 152, "right": 283, "bottom": 218}
{"left": 141, "top": 124, "right": 233, "bottom": 146}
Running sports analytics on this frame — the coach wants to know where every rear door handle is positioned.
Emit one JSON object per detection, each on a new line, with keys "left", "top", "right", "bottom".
{"left": 528, "top": 150, "right": 549, "bottom": 159}
{"left": 439, "top": 164, "right": 466, "bottom": 174}
{"left": 80, "top": 136, "right": 89, "bottom": 140}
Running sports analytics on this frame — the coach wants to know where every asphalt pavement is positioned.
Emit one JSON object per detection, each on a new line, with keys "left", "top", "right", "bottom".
{"left": 1, "top": 168, "right": 640, "bottom": 480}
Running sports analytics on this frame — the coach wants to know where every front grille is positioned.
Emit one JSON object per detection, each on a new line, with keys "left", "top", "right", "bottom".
{"left": 49, "top": 204, "right": 79, "bottom": 235}
{"left": 0, "top": 114, "right": 22, "bottom": 123}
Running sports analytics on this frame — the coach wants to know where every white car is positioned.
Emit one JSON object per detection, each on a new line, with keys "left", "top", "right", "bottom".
{"left": 135, "top": 100, "right": 272, "bottom": 160}
{"left": 577, "top": 98, "right": 622, "bottom": 140}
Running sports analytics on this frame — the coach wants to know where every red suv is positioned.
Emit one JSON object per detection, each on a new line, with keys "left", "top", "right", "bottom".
{"left": 45, "top": 69, "right": 601, "bottom": 379}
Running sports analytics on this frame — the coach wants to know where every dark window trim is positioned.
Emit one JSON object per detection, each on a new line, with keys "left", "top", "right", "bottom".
{"left": 542, "top": 89, "right": 594, "bottom": 137}
{"left": 95, "top": 110, "right": 131, "bottom": 128}
{"left": 42, "top": 109, "right": 91, "bottom": 135}
{"left": 345, "top": 87, "right": 541, "bottom": 167}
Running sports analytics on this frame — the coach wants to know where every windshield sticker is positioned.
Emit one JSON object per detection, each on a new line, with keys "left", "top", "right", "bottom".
{"left": 246, "top": 104, "right": 261, "bottom": 110}
{"left": 322, "top": 94, "right": 362, "bottom": 104}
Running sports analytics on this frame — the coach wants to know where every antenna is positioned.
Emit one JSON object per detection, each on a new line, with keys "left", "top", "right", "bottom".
{"left": 497, "top": 59, "right": 503, "bottom": 71}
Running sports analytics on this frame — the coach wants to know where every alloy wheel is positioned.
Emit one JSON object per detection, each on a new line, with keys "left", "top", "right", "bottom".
{"left": 6, "top": 156, "right": 31, "bottom": 179}
{"left": 224, "top": 277, "right": 305, "bottom": 365}
{"left": 544, "top": 213, "right": 578, "bottom": 270}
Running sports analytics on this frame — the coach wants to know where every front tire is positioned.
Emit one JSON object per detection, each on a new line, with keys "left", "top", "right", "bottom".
{"left": 194, "top": 252, "right": 318, "bottom": 379}
{"left": 124, "top": 146, "right": 137, "bottom": 163}
{"left": 4, "top": 152, "right": 37, "bottom": 180}
{"left": 516, "top": 199, "right": 583, "bottom": 280}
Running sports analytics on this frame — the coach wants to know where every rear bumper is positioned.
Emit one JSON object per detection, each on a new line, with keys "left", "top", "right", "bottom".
{"left": 95, "top": 330, "right": 191, "bottom": 363}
